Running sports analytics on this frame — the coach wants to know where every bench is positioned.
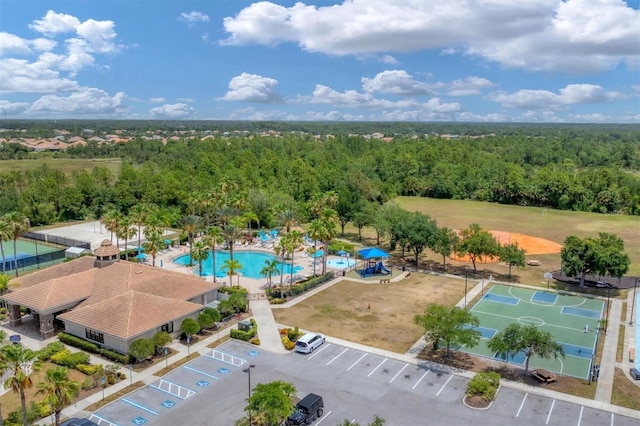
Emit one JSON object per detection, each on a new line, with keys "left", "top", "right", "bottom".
{"left": 379, "top": 279, "right": 390, "bottom": 284}
{"left": 530, "top": 368, "right": 556, "bottom": 384}
{"left": 630, "top": 348, "right": 636, "bottom": 363}
{"left": 527, "top": 259, "right": 542, "bottom": 266}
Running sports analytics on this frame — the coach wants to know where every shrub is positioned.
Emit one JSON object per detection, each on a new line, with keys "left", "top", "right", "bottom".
{"left": 76, "top": 363, "right": 103, "bottom": 376}
{"left": 466, "top": 371, "right": 500, "bottom": 401}
{"left": 81, "top": 377, "right": 96, "bottom": 390}
{"left": 270, "top": 298, "right": 286, "bottom": 305}
{"left": 58, "top": 332, "right": 99, "bottom": 352}
{"left": 202, "top": 307, "right": 221, "bottom": 323}
{"left": 36, "top": 341, "right": 66, "bottom": 361}
{"left": 50, "top": 349, "right": 90, "bottom": 368}
{"left": 107, "top": 375, "right": 116, "bottom": 385}
{"left": 230, "top": 319, "right": 257, "bottom": 341}
{"left": 281, "top": 336, "right": 295, "bottom": 350}
{"left": 98, "top": 348, "right": 131, "bottom": 364}
{"left": 198, "top": 312, "right": 215, "bottom": 330}
{"left": 287, "top": 327, "right": 302, "bottom": 342}
{"left": 129, "top": 338, "right": 155, "bottom": 363}
{"left": 250, "top": 337, "right": 260, "bottom": 346}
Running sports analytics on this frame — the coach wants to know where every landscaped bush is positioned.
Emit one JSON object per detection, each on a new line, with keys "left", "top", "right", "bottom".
{"left": 58, "top": 332, "right": 132, "bottom": 364}
{"left": 81, "top": 377, "right": 96, "bottom": 390}
{"left": 281, "top": 336, "right": 295, "bottom": 350}
{"left": 218, "top": 286, "right": 248, "bottom": 296}
{"left": 202, "top": 307, "right": 221, "bottom": 323}
{"left": 287, "top": 273, "right": 334, "bottom": 296}
{"left": 287, "top": 326, "right": 302, "bottom": 342}
{"left": 36, "top": 341, "right": 66, "bottom": 361}
{"left": 466, "top": 371, "right": 500, "bottom": 402}
{"left": 230, "top": 319, "right": 257, "bottom": 341}
{"left": 50, "top": 349, "right": 91, "bottom": 368}
{"left": 75, "top": 363, "right": 103, "bottom": 376}
{"left": 98, "top": 347, "right": 132, "bottom": 364}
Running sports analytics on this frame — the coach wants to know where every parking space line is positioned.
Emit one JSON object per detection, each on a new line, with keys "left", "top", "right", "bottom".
{"left": 315, "top": 411, "right": 332, "bottom": 425}
{"left": 577, "top": 406, "right": 583, "bottom": 425}
{"left": 307, "top": 343, "right": 331, "bottom": 360}
{"left": 435, "top": 375, "right": 453, "bottom": 396}
{"left": 546, "top": 399, "right": 555, "bottom": 424}
{"left": 412, "top": 369, "right": 430, "bottom": 390}
{"left": 347, "top": 353, "right": 368, "bottom": 371}
{"left": 122, "top": 398, "right": 159, "bottom": 416}
{"left": 367, "top": 358, "right": 387, "bottom": 377}
{"left": 516, "top": 393, "right": 528, "bottom": 417}
{"left": 610, "top": 413, "right": 614, "bottom": 426}
{"left": 183, "top": 365, "right": 219, "bottom": 379}
{"left": 327, "top": 348, "right": 349, "bottom": 365}
{"left": 89, "top": 414, "right": 117, "bottom": 426}
{"left": 389, "top": 363, "right": 408, "bottom": 383}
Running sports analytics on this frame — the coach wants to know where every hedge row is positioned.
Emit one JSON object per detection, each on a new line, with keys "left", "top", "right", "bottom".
{"left": 287, "top": 273, "right": 334, "bottom": 296}
{"left": 230, "top": 319, "right": 257, "bottom": 341}
{"left": 58, "top": 332, "right": 131, "bottom": 364}
{"left": 36, "top": 342, "right": 66, "bottom": 361}
{"left": 50, "top": 349, "right": 90, "bottom": 368}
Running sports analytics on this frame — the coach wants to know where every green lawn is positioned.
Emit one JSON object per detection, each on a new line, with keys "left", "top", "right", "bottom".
{"left": 395, "top": 197, "right": 640, "bottom": 275}
{"left": 0, "top": 158, "right": 122, "bottom": 177}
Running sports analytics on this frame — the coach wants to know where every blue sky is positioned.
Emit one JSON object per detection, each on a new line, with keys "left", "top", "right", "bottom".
{"left": 1, "top": 0, "right": 639, "bottom": 122}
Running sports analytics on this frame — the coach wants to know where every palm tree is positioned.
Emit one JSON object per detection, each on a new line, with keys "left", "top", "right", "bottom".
{"left": 36, "top": 367, "right": 80, "bottom": 426}
{"left": 129, "top": 202, "right": 156, "bottom": 250}
{"left": 307, "top": 219, "right": 324, "bottom": 276}
{"left": 116, "top": 216, "right": 137, "bottom": 262}
{"left": 273, "top": 240, "right": 287, "bottom": 298}
{"left": 318, "top": 209, "right": 339, "bottom": 274}
{"left": 242, "top": 211, "right": 259, "bottom": 240}
{"left": 215, "top": 205, "right": 239, "bottom": 227}
{"left": 277, "top": 208, "right": 297, "bottom": 233}
{"left": 6, "top": 212, "right": 30, "bottom": 277}
{"left": 260, "top": 259, "right": 280, "bottom": 292}
{"left": 205, "top": 226, "right": 224, "bottom": 283}
{"left": 221, "top": 223, "right": 242, "bottom": 261}
{"left": 142, "top": 229, "right": 164, "bottom": 267}
{"left": 191, "top": 240, "right": 210, "bottom": 277}
{"left": 222, "top": 259, "right": 243, "bottom": 288}
{"left": 100, "top": 209, "right": 121, "bottom": 243}
{"left": 1, "top": 344, "right": 43, "bottom": 426}
{"left": 284, "top": 230, "right": 303, "bottom": 286}
{"left": 181, "top": 214, "right": 203, "bottom": 266}
{"left": 0, "top": 214, "right": 10, "bottom": 274}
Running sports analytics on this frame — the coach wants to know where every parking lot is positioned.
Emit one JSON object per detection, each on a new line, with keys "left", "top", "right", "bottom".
{"left": 90, "top": 340, "right": 639, "bottom": 426}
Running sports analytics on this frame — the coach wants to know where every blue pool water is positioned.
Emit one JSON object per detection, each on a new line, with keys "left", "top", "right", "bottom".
{"left": 173, "top": 250, "right": 302, "bottom": 279}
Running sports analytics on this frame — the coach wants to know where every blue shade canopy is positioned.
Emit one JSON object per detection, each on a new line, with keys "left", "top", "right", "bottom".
{"left": 135, "top": 253, "right": 147, "bottom": 259}
{"left": 163, "top": 239, "right": 172, "bottom": 245}
{"left": 136, "top": 246, "right": 145, "bottom": 252}
{"left": 357, "top": 247, "right": 390, "bottom": 259}
{"left": 311, "top": 250, "right": 324, "bottom": 258}
{"left": 337, "top": 250, "right": 348, "bottom": 256}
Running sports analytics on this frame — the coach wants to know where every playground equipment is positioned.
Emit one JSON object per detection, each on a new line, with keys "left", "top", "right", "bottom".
{"left": 361, "top": 261, "right": 391, "bottom": 277}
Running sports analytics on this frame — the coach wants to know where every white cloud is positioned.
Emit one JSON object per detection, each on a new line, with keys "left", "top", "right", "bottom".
{"left": 380, "top": 55, "right": 398, "bottom": 64}
{"left": 361, "top": 70, "right": 433, "bottom": 96}
{"left": 221, "top": 73, "right": 283, "bottom": 103}
{"left": 228, "top": 107, "right": 296, "bottom": 121}
{"left": 29, "top": 10, "right": 80, "bottom": 36}
{"left": 28, "top": 88, "right": 127, "bottom": 116}
{"left": 0, "top": 32, "right": 57, "bottom": 56}
{"left": 425, "top": 97, "right": 462, "bottom": 113}
{"left": 0, "top": 100, "right": 30, "bottom": 115}
{"left": 446, "top": 77, "right": 495, "bottom": 96}
{"left": 149, "top": 97, "right": 165, "bottom": 103}
{"left": 75, "top": 19, "right": 118, "bottom": 54}
{"left": 180, "top": 11, "right": 210, "bottom": 25}
{"left": 222, "top": 0, "right": 640, "bottom": 73}
{"left": 150, "top": 103, "right": 194, "bottom": 119}
{"left": 490, "top": 84, "right": 623, "bottom": 109}
{"left": 305, "top": 84, "right": 419, "bottom": 109}
{"left": 0, "top": 57, "right": 79, "bottom": 93}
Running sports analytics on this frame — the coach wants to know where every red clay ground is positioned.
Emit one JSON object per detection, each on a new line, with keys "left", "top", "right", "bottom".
{"left": 450, "top": 230, "right": 562, "bottom": 263}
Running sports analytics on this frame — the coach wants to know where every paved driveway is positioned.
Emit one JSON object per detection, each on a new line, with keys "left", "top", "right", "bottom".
{"left": 90, "top": 340, "right": 639, "bottom": 426}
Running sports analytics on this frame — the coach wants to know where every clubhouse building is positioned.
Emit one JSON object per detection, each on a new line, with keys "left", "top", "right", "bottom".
{"left": 2, "top": 240, "right": 220, "bottom": 354}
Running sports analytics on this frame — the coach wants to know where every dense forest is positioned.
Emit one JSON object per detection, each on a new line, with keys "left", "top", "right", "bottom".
{"left": 0, "top": 121, "right": 639, "bottom": 226}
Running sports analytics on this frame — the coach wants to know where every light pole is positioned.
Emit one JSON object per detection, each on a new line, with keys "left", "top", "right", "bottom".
{"left": 464, "top": 268, "right": 468, "bottom": 309}
{"left": 630, "top": 278, "right": 639, "bottom": 325}
{"left": 243, "top": 364, "right": 256, "bottom": 425}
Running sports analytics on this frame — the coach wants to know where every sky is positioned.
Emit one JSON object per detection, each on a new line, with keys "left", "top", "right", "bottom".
{"left": 0, "top": 0, "right": 639, "bottom": 123}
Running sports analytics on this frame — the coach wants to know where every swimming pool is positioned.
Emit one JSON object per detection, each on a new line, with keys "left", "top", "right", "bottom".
{"left": 173, "top": 250, "right": 302, "bottom": 279}
{"left": 326, "top": 258, "right": 356, "bottom": 269}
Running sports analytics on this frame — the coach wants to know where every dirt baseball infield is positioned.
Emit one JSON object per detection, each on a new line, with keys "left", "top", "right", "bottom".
{"left": 450, "top": 230, "right": 562, "bottom": 263}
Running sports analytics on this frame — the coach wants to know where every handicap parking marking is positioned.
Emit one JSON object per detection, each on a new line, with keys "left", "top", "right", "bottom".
{"left": 131, "top": 416, "right": 147, "bottom": 425}
{"left": 122, "top": 398, "right": 159, "bottom": 416}
{"left": 346, "top": 353, "right": 368, "bottom": 371}
{"left": 89, "top": 414, "right": 118, "bottom": 426}
{"left": 326, "top": 348, "right": 349, "bottom": 366}
{"left": 182, "top": 365, "right": 219, "bottom": 380}
{"left": 196, "top": 380, "right": 209, "bottom": 387}
{"left": 218, "top": 367, "right": 230, "bottom": 374}
{"left": 248, "top": 350, "right": 260, "bottom": 357}
{"left": 307, "top": 343, "right": 331, "bottom": 360}
{"left": 412, "top": 369, "right": 430, "bottom": 390}
{"left": 149, "top": 379, "right": 196, "bottom": 400}
{"left": 161, "top": 400, "right": 176, "bottom": 408}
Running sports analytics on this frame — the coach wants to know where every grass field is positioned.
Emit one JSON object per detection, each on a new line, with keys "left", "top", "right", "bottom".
{"left": 0, "top": 158, "right": 122, "bottom": 177}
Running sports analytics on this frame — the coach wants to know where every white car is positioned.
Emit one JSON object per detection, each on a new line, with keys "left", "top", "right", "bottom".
{"left": 295, "top": 332, "right": 326, "bottom": 354}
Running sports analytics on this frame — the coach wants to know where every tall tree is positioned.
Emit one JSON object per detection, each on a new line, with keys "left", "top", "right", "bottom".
{"left": 245, "top": 380, "right": 296, "bottom": 426}
{"left": 5, "top": 212, "right": 30, "bottom": 277}
{"left": 129, "top": 202, "right": 157, "bottom": 250}
{"left": 500, "top": 242, "right": 527, "bottom": 278}
{"left": 191, "top": 240, "right": 210, "bottom": 277}
{"left": 260, "top": 259, "right": 280, "bottom": 292}
{"left": 432, "top": 226, "right": 460, "bottom": 271}
{"left": 205, "top": 226, "right": 224, "bottom": 283}
{"left": 561, "top": 233, "right": 629, "bottom": 287}
{"left": 405, "top": 212, "right": 437, "bottom": 268}
{"left": 1, "top": 344, "right": 43, "bottom": 426}
{"left": 487, "top": 323, "right": 565, "bottom": 372}
{"left": 318, "top": 209, "right": 338, "bottom": 274}
{"left": 181, "top": 214, "right": 203, "bottom": 266}
{"left": 221, "top": 223, "right": 243, "bottom": 262}
{"left": 100, "top": 209, "right": 120, "bottom": 243}
{"left": 455, "top": 223, "right": 501, "bottom": 272}
{"left": 414, "top": 303, "right": 481, "bottom": 358}
{"left": 222, "top": 259, "right": 243, "bottom": 288}
{"left": 142, "top": 229, "right": 164, "bottom": 267}
{"left": 0, "top": 214, "right": 10, "bottom": 274}
{"left": 35, "top": 367, "right": 80, "bottom": 426}
{"left": 116, "top": 215, "right": 136, "bottom": 262}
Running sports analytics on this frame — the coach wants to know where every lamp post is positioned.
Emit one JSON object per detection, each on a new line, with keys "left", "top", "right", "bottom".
{"left": 464, "top": 268, "right": 468, "bottom": 310}
{"left": 587, "top": 329, "right": 600, "bottom": 386}
{"left": 630, "top": 278, "right": 639, "bottom": 325}
{"left": 243, "top": 364, "right": 256, "bottom": 425}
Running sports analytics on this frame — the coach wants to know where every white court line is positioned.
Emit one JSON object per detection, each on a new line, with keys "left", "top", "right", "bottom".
{"left": 577, "top": 406, "right": 583, "bottom": 426}
{"left": 516, "top": 393, "right": 528, "bottom": 417}
{"left": 435, "top": 375, "right": 453, "bottom": 396}
{"left": 367, "top": 358, "right": 387, "bottom": 377}
{"left": 347, "top": 353, "right": 368, "bottom": 371}
{"left": 546, "top": 399, "right": 555, "bottom": 424}
{"left": 327, "top": 348, "right": 349, "bottom": 365}
{"left": 307, "top": 343, "right": 331, "bottom": 360}
{"left": 315, "top": 410, "right": 332, "bottom": 425}
{"left": 412, "top": 369, "right": 430, "bottom": 390}
{"left": 389, "top": 363, "right": 408, "bottom": 383}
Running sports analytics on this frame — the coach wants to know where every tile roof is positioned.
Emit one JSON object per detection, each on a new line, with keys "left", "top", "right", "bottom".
{"left": 58, "top": 290, "right": 202, "bottom": 339}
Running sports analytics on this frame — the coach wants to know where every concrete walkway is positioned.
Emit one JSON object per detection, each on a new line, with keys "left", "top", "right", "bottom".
{"left": 595, "top": 299, "right": 622, "bottom": 402}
